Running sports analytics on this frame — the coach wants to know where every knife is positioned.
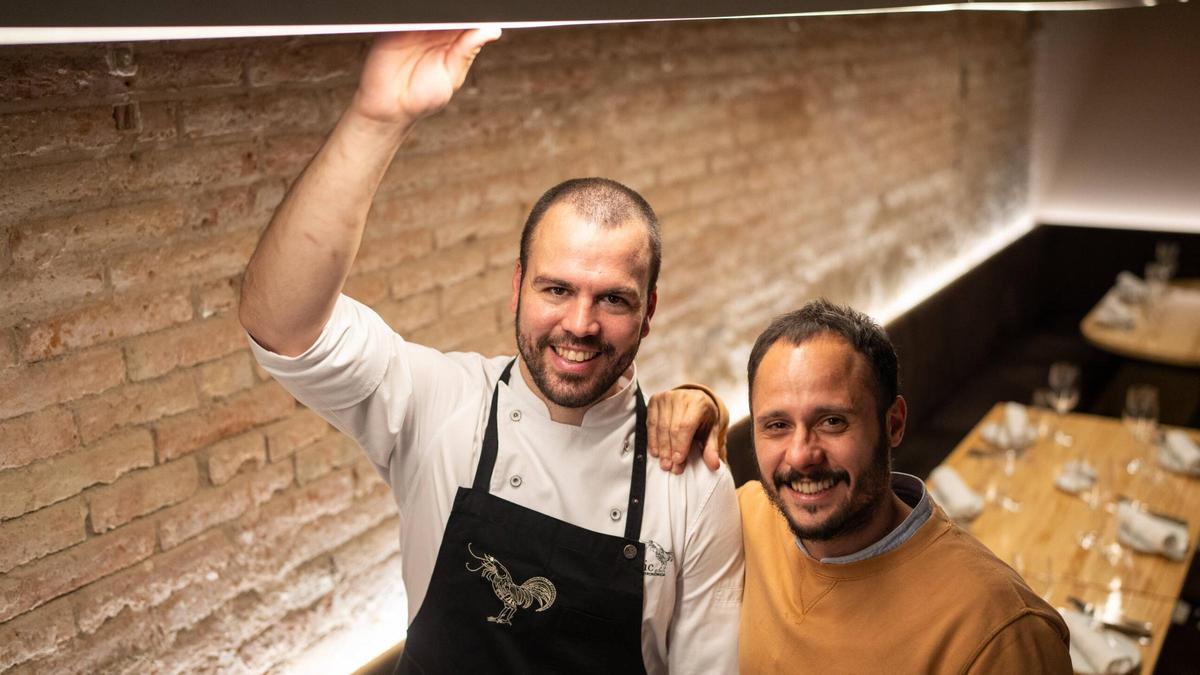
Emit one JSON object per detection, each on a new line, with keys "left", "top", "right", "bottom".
{"left": 1066, "top": 596, "right": 1153, "bottom": 640}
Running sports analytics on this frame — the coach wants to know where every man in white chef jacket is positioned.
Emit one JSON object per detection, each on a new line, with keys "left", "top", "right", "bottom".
{"left": 239, "top": 29, "right": 742, "bottom": 674}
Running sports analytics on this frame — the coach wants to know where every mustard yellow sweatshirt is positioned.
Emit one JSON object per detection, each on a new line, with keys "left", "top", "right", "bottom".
{"left": 738, "top": 481, "right": 1071, "bottom": 674}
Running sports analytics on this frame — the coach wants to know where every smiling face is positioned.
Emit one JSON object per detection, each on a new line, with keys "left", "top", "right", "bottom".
{"left": 511, "top": 202, "right": 656, "bottom": 420}
{"left": 751, "top": 334, "right": 906, "bottom": 557}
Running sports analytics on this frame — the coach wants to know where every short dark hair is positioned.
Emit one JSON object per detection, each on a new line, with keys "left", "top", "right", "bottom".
{"left": 747, "top": 299, "right": 900, "bottom": 416}
{"left": 519, "top": 177, "right": 662, "bottom": 294}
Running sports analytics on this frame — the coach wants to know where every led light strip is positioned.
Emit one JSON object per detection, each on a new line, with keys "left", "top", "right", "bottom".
{"left": 0, "top": 0, "right": 1161, "bottom": 45}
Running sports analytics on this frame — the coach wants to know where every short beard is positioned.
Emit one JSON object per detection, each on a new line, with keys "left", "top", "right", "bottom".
{"left": 514, "top": 300, "right": 641, "bottom": 409}
{"left": 763, "top": 431, "right": 893, "bottom": 543}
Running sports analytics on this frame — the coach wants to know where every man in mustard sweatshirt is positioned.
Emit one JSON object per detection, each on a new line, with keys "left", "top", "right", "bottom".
{"left": 737, "top": 299, "right": 1072, "bottom": 673}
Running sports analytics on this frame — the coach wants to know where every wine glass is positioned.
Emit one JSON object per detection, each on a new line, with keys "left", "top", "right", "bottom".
{"left": 1155, "top": 240, "right": 1179, "bottom": 280}
{"left": 1122, "top": 385, "right": 1161, "bottom": 484}
{"left": 1047, "top": 362, "right": 1080, "bottom": 447}
{"left": 1144, "top": 261, "right": 1171, "bottom": 327}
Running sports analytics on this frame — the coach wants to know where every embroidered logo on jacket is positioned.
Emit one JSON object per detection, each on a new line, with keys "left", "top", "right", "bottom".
{"left": 643, "top": 540, "right": 674, "bottom": 576}
{"left": 465, "top": 543, "right": 557, "bottom": 625}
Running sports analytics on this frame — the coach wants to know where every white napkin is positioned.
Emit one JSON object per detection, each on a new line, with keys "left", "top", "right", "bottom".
{"left": 1093, "top": 295, "right": 1135, "bottom": 329}
{"left": 1114, "top": 271, "right": 1148, "bottom": 304}
{"left": 980, "top": 403, "right": 1037, "bottom": 449}
{"left": 1061, "top": 608, "right": 1137, "bottom": 675}
{"left": 1160, "top": 430, "right": 1200, "bottom": 475}
{"left": 930, "top": 466, "right": 984, "bottom": 522}
{"left": 1055, "top": 460, "right": 1098, "bottom": 495}
{"left": 1116, "top": 502, "right": 1189, "bottom": 561}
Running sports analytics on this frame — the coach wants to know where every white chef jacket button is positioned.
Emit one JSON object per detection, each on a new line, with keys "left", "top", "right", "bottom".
{"left": 623, "top": 544, "right": 638, "bottom": 559}
{"left": 622, "top": 438, "right": 631, "bottom": 454}
{"left": 609, "top": 508, "right": 622, "bottom": 521}
{"left": 509, "top": 474, "right": 522, "bottom": 488}
{"left": 509, "top": 410, "right": 522, "bottom": 422}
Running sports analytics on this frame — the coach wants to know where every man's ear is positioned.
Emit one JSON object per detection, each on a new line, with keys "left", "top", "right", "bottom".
{"left": 509, "top": 261, "right": 522, "bottom": 314}
{"left": 887, "top": 395, "right": 907, "bottom": 448}
{"left": 641, "top": 288, "right": 657, "bottom": 338}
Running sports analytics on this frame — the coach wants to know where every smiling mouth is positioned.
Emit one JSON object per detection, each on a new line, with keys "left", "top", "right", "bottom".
{"left": 789, "top": 478, "right": 838, "bottom": 495}
{"left": 552, "top": 346, "right": 599, "bottom": 363}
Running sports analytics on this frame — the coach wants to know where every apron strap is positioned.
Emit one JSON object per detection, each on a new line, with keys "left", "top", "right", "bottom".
{"left": 471, "top": 358, "right": 649, "bottom": 542}
{"left": 471, "top": 359, "right": 515, "bottom": 492}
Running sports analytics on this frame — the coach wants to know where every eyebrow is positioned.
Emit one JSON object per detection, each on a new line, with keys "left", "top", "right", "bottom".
{"left": 531, "top": 275, "right": 640, "bottom": 299}
{"left": 753, "top": 404, "right": 855, "bottom": 423}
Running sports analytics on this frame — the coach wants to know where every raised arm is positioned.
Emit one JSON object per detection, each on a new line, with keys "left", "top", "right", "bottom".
{"left": 239, "top": 29, "right": 501, "bottom": 356}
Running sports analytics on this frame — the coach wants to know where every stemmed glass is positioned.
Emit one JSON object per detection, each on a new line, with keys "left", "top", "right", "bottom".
{"left": 1047, "top": 362, "right": 1080, "bottom": 447}
{"left": 1123, "top": 385, "right": 1162, "bottom": 486}
{"left": 1155, "top": 240, "right": 1179, "bottom": 280}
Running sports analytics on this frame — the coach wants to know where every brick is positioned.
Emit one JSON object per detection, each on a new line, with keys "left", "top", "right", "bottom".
{"left": 441, "top": 267, "right": 512, "bottom": 315}
{"left": 0, "top": 48, "right": 127, "bottom": 102}
{"left": 0, "top": 265, "right": 106, "bottom": 319}
{"left": 0, "top": 429, "right": 153, "bottom": 521}
{"left": 0, "top": 346, "right": 124, "bottom": 421}
{"left": 0, "top": 498, "right": 86, "bottom": 574}
{"left": 74, "top": 530, "right": 233, "bottom": 634}
{"left": 196, "top": 277, "right": 239, "bottom": 319}
{"left": 264, "top": 409, "right": 330, "bottom": 462}
{"left": 10, "top": 598, "right": 156, "bottom": 675}
{"left": 76, "top": 370, "right": 199, "bottom": 443}
{"left": 181, "top": 91, "right": 327, "bottom": 140}
{"left": 331, "top": 518, "right": 399, "bottom": 578}
{"left": 352, "top": 229, "right": 435, "bottom": 275}
{"left": 205, "top": 432, "right": 265, "bottom": 486}
{"left": 195, "top": 351, "right": 255, "bottom": 400}
{"left": 158, "top": 460, "right": 293, "bottom": 550}
{"left": 247, "top": 40, "right": 362, "bottom": 87}
{"left": 110, "top": 229, "right": 258, "bottom": 292}
{"left": 125, "top": 315, "right": 246, "bottom": 382}
{"left": 234, "top": 470, "right": 355, "bottom": 576}
{"left": 375, "top": 289, "right": 440, "bottom": 335}
{"left": 432, "top": 203, "right": 523, "bottom": 250}
{"left": 0, "top": 406, "right": 79, "bottom": 471}
{"left": 342, "top": 271, "right": 389, "bottom": 307}
{"left": 259, "top": 132, "right": 325, "bottom": 177}
{"left": 0, "top": 519, "right": 155, "bottom": 624}
{"left": 0, "top": 106, "right": 124, "bottom": 162}
{"left": 408, "top": 306, "right": 498, "bottom": 352}
{"left": 0, "top": 329, "right": 14, "bottom": 368}
{"left": 88, "top": 457, "right": 198, "bottom": 533}
{"left": 155, "top": 381, "right": 294, "bottom": 461}
{"left": 135, "top": 46, "right": 248, "bottom": 91}
{"left": 9, "top": 201, "right": 187, "bottom": 270}
{"left": 18, "top": 290, "right": 193, "bottom": 363}
{"left": 0, "top": 597, "right": 77, "bottom": 672}
{"left": 0, "top": 144, "right": 258, "bottom": 226}
{"left": 351, "top": 454, "right": 388, "bottom": 497}
{"left": 294, "top": 436, "right": 357, "bottom": 486}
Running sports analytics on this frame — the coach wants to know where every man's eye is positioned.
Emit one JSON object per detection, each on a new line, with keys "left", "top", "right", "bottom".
{"left": 821, "top": 417, "right": 847, "bottom": 429}
{"left": 546, "top": 287, "right": 568, "bottom": 296}
{"left": 601, "top": 294, "right": 626, "bottom": 306}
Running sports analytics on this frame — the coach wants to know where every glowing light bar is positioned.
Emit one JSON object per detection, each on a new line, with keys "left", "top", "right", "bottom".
{"left": 0, "top": 0, "right": 1158, "bottom": 45}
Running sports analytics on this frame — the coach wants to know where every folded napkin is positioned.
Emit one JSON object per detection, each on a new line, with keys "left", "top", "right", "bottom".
{"left": 980, "top": 402, "right": 1037, "bottom": 449}
{"left": 1061, "top": 608, "right": 1138, "bottom": 675}
{"left": 1159, "top": 430, "right": 1200, "bottom": 476}
{"left": 930, "top": 466, "right": 984, "bottom": 522}
{"left": 1055, "top": 460, "right": 1098, "bottom": 495}
{"left": 1093, "top": 295, "right": 1135, "bottom": 329}
{"left": 1114, "top": 271, "right": 1149, "bottom": 304}
{"left": 1116, "top": 502, "right": 1189, "bottom": 561}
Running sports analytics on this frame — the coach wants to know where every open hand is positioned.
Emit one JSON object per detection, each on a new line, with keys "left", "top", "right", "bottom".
{"left": 647, "top": 388, "right": 726, "bottom": 475}
{"left": 352, "top": 28, "right": 501, "bottom": 125}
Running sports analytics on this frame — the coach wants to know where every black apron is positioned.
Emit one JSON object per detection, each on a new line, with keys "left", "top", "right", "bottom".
{"left": 396, "top": 360, "right": 650, "bottom": 675}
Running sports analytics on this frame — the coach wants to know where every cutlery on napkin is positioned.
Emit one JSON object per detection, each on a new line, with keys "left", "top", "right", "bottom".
{"left": 1060, "top": 608, "right": 1139, "bottom": 675}
{"left": 1159, "top": 430, "right": 1200, "bottom": 476}
{"left": 1115, "top": 501, "right": 1189, "bottom": 561}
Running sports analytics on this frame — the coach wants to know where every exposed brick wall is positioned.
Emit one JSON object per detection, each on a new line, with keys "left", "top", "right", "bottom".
{"left": 0, "top": 14, "right": 1031, "bottom": 673}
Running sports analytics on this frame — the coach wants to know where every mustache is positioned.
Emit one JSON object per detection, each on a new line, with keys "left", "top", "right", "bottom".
{"left": 773, "top": 468, "right": 850, "bottom": 488}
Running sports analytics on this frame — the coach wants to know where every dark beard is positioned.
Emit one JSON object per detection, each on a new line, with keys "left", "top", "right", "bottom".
{"left": 763, "top": 432, "right": 893, "bottom": 543}
{"left": 514, "top": 301, "right": 641, "bottom": 409}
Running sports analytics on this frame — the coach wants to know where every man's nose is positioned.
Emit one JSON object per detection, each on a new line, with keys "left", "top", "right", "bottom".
{"left": 562, "top": 299, "right": 600, "bottom": 337}
{"left": 784, "top": 430, "right": 825, "bottom": 469}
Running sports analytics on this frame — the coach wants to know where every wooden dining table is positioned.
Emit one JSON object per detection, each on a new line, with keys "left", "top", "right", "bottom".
{"left": 1081, "top": 279, "right": 1200, "bottom": 368}
{"left": 937, "top": 404, "right": 1200, "bottom": 673}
